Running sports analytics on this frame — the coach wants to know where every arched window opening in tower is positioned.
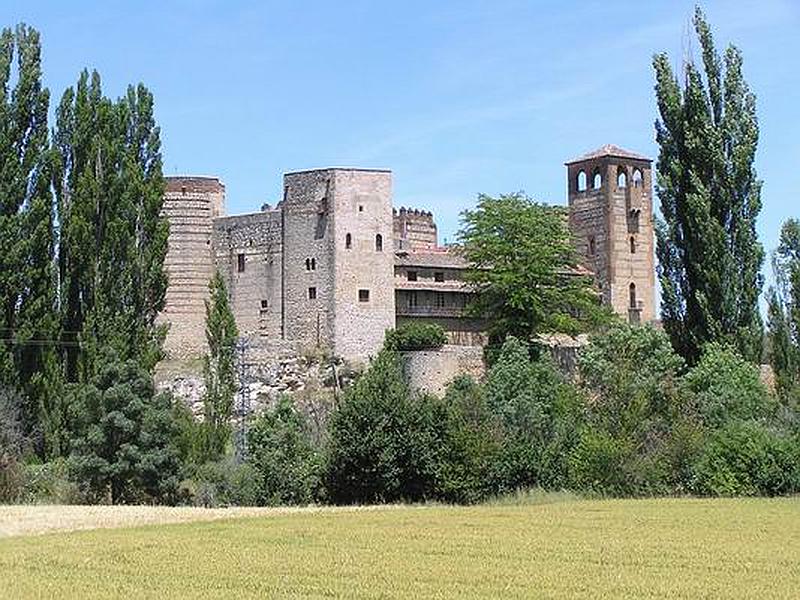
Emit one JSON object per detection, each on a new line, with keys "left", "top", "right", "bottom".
{"left": 630, "top": 236, "right": 636, "bottom": 254}
{"left": 577, "top": 170, "right": 587, "bottom": 192}
{"left": 592, "top": 169, "right": 602, "bottom": 190}
{"left": 375, "top": 234, "right": 383, "bottom": 252}
{"left": 589, "top": 236, "right": 596, "bottom": 256}
{"left": 633, "top": 169, "right": 643, "bottom": 188}
{"left": 617, "top": 168, "right": 627, "bottom": 189}
{"left": 311, "top": 258, "right": 316, "bottom": 270}
{"left": 305, "top": 258, "right": 311, "bottom": 271}
{"left": 629, "top": 282, "right": 637, "bottom": 309}
{"left": 345, "top": 233, "right": 352, "bottom": 249}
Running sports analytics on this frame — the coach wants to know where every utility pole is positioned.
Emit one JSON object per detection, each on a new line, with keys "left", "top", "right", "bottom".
{"left": 234, "top": 337, "right": 251, "bottom": 463}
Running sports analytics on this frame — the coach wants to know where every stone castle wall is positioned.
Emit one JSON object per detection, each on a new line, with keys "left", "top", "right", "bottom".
{"left": 402, "top": 345, "right": 485, "bottom": 397}
{"left": 393, "top": 207, "right": 438, "bottom": 250}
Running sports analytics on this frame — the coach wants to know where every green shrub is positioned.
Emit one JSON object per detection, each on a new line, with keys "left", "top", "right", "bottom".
{"left": 436, "top": 376, "right": 502, "bottom": 504}
{"left": 247, "top": 396, "right": 323, "bottom": 506}
{"left": 485, "top": 337, "right": 583, "bottom": 491}
{"left": 181, "top": 458, "right": 261, "bottom": 507}
{"left": 386, "top": 322, "right": 447, "bottom": 351}
{"left": 692, "top": 421, "right": 800, "bottom": 496}
{"left": 324, "top": 347, "right": 447, "bottom": 504}
{"left": 567, "top": 428, "right": 632, "bottom": 495}
{"left": 16, "top": 460, "right": 83, "bottom": 504}
{"left": 682, "top": 344, "right": 777, "bottom": 429}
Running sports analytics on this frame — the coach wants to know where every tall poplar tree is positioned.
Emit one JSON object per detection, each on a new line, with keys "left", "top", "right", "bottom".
{"left": 767, "top": 219, "right": 800, "bottom": 403}
{"left": 0, "top": 25, "right": 59, "bottom": 449}
{"left": 53, "top": 71, "right": 168, "bottom": 383}
{"left": 653, "top": 7, "right": 764, "bottom": 365}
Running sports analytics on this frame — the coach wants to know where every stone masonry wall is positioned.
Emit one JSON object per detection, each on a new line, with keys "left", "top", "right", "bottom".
{"left": 214, "top": 210, "right": 283, "bottom": 340}
{"left": 330, "top": 169, "right": 396, "bottom": 363}
{"left": 393, "top": 207, "right": 438, "bottom": 250}
{"left": 402, "top": 345, "right": 485, "bottom": 397}
{"left": 159, "top": 177, "right": 225, "bottom": 359}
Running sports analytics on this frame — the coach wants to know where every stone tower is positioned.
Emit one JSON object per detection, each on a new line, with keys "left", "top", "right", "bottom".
{"left": 566, "top": 145, "right": 655, "bottom": 324}
{"left": 281, "top": 168, "right": 395, "bottom": 362}
{"left": 159, "top": 176, "right": 225, "bottom": 358}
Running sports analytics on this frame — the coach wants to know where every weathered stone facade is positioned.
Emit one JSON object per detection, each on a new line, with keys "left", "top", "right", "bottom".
{"left": 159, "top": 144, "right": 656, "bottom": 372}
{"left": 566, "top": 145, "right": 656, "bottom": 324}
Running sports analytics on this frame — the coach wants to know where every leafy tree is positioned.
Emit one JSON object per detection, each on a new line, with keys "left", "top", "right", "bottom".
{"left": 200, "top": 271, "right": 239, "bottom": 460}
{"left": 67, "top": 357, "right": 181, "bottom": 504}
{"left": 53, "top": 70, "right": 168, "bottom": 382}
{"left": 458, "top": 193, "right": 608, "bottom": 345}
{"left": 653, "top": 7, "right": 764, "bottom": 364}
{"left": 681, "top": 343, "right": 775, "bottom": 429}
{"left": 247, "top": 396, "right": 322, "bottom": 506}
{"left": 767, "top": 218, "right": 800, "bottom": 403}
{"left": 0, "top": 25, "right": 60, "bottom": 450}
{"left": 575, "top": 323, "right": 695, "bottom": 495}
{"left": 324, "top": 346, "right": 446, "bottom": 504}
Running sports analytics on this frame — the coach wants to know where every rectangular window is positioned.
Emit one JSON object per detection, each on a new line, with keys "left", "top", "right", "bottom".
{"left": 436, "top": 292, "right": 446, "bottom": 308}
{"left": 260, "top": 299, "right": 269, "bottom": 309}
{"left": 308, "top": 287, "right": 317, "bottom": 300}
{"left": 237, "top": 253, "right": 245, "bottom": 273}
{"left": 358, "top": 289, "right": 370, "bottom": 302}
{"left": 407, "top": 271, "right": 418, "bottom": 282}
{"left": 408, "top": 291, "right": 418, "bottom": 308}
{"left": 434, "top": 271, "right": 445, "bottom": 282}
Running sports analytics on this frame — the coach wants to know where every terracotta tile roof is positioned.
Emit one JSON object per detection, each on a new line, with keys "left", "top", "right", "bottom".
{"left": 394, "top": 249, "right": 469, "bottom": 269}
{"left": 565, "top": 144, "right": 651, "bottom": 165}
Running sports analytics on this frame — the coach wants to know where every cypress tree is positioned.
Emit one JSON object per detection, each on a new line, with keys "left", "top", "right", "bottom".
{"left": 653, "top": 7, "right": 764, "bottom": 364}
{"left": 201, "top": 271, "right": 239, "bottom": 459}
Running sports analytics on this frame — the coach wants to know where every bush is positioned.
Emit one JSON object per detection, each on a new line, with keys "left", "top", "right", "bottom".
{"left": 567, "top": 428, "right": 632, "bottom": 495}
{"left": 247, "top": 396, "right": 323, "bottom": 506}
{"left": 484, "top": 337, "right": 583, "bottom": 491}
{"left": 692, "top": 421, "right": 800, "bottom": 496}
{"left": 0, "top": 386, "right": 27, "bottom": 502}
{"left": 325, "top": 347, "right": 447, "bottom": 504}
{"left": 436, "top": 376, "right": 502, "bottom": 504}
{"left": 682, "top": 344, "right": 777, "bottom": 429}
{"left": 386, "top": 322, "right": 447, "bottom": 351}
{"left": 182, "top": 458, "right": 260, "bottom": 507}
{"left": 14, "top": 460, "right": 83, "bottom": 504}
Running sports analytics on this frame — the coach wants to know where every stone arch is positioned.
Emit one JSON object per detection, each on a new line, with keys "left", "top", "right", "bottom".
{"left": 592, "top": 168, "right": 602, "bottom": 190}
{"left": 577, "top": 170, "right": 587, "bottom": 192}
{"left": 617, "top": 167, "right": 627, "bottom": 189}
{"left": 632, "top": 168, "right": 643, "bottom": 188}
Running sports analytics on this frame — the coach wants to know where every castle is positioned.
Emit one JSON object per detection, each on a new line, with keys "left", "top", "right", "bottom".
{"left": 158, "top": 145, "right": 655, "bottom": 363}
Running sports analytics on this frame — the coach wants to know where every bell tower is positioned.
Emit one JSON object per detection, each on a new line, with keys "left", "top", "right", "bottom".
{"left": 566, "top": 145, "right": 655, "bottom": 324}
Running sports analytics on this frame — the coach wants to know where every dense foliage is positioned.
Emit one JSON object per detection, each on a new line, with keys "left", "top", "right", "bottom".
{"left": 653, "top": 7, "right": 764, "bottom": 364}
{"left": 767, "top": 218, "right": 800, "bottom": 404}
{"left": 458, "top": 193, "right": 609, "bottom": 344}
{"left": 386, "top": 322, "right": 447, "bottom": 351}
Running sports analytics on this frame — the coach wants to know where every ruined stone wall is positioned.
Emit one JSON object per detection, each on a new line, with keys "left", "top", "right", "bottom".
{"left": 159, "top": 177, "right": 225, "bottom": 359}
{"left": 393, "top": 207, "right": 438, "bottom": 250}
{"left": 214, "top": 210, "right": 283, "bottom": 340}
{"left": 402, "top": 345, "right": 485, "bottom": 397}
{"left": 330, "top": 169, "right": 396, "bottom": 363}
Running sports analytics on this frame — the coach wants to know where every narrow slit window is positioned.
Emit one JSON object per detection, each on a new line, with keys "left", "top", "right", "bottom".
{"left": 630, "top": 236, "right": 636, "bottom": 254}
{"left": 375, "top": 234, "right": 383, "bottom": 252}
{"left": 308, "top": 287, "right": 317, "bottom": 300}
{"left": 345, "top": 233, "right": 352, "bottom": 249}
{"left": 237, "top": 253, "right": 245, "bottom": 273}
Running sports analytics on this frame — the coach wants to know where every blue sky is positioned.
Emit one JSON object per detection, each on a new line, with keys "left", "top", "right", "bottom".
{"left": 4, "top": 0, "right": 799, "bottom": 258}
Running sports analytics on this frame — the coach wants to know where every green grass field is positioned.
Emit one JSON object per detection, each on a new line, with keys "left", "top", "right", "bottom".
{"left": 1, "top": 497, "right": 798, "bottom": 599}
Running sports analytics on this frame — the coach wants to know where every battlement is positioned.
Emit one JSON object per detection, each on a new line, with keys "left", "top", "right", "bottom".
{"left": 165, "top": 176, "right": 225, "bottom": 195}
{"left": 393, "top": 206, "right": 438, "bottom": 251}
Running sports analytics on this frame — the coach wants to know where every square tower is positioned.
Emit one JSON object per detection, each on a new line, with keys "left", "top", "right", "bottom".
{"left": 566, "top": 145, "right": 655, "bottom": 324}
{"left": 281, "top": 168, "right": 395, "bottom": 362}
